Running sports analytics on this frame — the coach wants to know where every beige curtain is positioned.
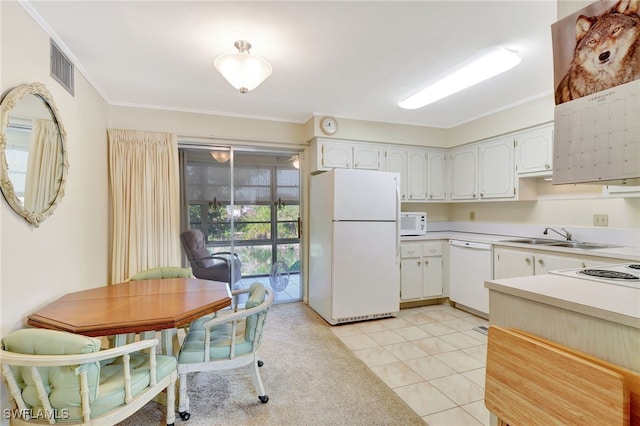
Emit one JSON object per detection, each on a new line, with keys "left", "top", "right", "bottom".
{"left": 24, "top": 119, "right": 62, "bottom": 212}
{"left": 108, "top": 129, "right": 181, "bottom": 283}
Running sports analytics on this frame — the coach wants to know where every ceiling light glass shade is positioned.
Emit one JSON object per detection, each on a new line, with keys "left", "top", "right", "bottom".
{"left": 399, "top": 48, "right": 521, "bottom": 109}
{"left": 211, "top": 151, "right": 230, "bottom": 162}
{"left": 291, "top": 155, "right": 300, "bottom": 169}
{"left": 215, "top": 40, "right": 272, "bottom": 94}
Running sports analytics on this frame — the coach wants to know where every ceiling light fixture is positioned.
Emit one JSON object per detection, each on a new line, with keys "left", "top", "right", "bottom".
{"left": 399, "top": 48, "right": 521, "bottom": 110}
{"left": 210, "top": 151, "right": 230, "bottom": 163}
{"left": 215, "top": 40, "right": 272, "bottom": 94}
{"left": 291, "top": 155, "right": 300, "bottom": 169}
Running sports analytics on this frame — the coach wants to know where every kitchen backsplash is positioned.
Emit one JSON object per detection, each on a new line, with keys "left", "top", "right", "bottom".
{"left": 426, "top": 221, "right": 640, "bottom": 248}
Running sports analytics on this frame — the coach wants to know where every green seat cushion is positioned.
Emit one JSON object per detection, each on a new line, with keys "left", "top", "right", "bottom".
{"left": 178, "top": 283, "right": 268, "bottom": 364}
{"left": 2, "top": 329, "right": 102, "bottom": 411}
{"left": 88, "top": 353, "right": 176, "bottom": 419}
{"left": 2, "top": 328, "right": 176, "bottom": 421}
{"left": 178, "top": 316, "right": 252, "bottom": 363}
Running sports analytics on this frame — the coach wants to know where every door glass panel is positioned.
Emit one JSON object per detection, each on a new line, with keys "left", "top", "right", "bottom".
{"left": 182, "top": 148, "right": 301, "bottom": 303}
{"left": 233, "top": 204, "right": 271, "bottom": 240}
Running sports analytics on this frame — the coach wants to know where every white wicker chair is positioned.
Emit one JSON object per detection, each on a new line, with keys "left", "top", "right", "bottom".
{"left": 176, "top": 283, "right": 274, "bottom": 421}
{"left": 0, "top": 328, "right": 177, "bottom": 426}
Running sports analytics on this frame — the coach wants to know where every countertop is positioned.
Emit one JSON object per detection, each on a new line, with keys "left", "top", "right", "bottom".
{"left": 485, "top": 274, "right": 640, "bottom": 329}
{"left": 402, "top": 231, "right": 640, "bottom": 261}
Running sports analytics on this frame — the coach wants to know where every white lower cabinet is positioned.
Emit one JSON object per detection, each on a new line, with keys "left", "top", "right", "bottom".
{"left": 494, "top": 246, "right": 623, "bottom": 279}
{"left": 400, "top": 241, "right": 443, "bottom": 301}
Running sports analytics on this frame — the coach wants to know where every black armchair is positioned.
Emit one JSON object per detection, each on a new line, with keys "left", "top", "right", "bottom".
{"left": 180, "top": 229, "right": 242, "bottom": 288}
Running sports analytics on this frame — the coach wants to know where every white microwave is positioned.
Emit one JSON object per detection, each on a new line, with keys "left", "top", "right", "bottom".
{"left": 400, "top": 212, "right": 427, "bottom": 236}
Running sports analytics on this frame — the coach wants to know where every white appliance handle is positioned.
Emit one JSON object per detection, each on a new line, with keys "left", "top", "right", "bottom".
{"left": 396, "top": 178, "right": 401, "bottom": 260}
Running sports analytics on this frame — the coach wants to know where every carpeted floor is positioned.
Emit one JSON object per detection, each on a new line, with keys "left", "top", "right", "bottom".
{"left": 118, "top": 302, "right": 425, "bottom": 425}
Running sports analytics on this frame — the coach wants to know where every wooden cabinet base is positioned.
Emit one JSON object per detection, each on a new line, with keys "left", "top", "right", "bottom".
{"left": 485, "top": 326, "right": 630, "bottom": 425}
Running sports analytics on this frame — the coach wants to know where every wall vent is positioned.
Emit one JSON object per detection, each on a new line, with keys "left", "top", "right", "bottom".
{"left": 50, "top": 40, "right": 74, "bottom": 96}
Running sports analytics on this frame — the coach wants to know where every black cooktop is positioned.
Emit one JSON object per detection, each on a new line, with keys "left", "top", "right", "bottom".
{"left": 578, "top": 269, "right": 640, "bottom": 280}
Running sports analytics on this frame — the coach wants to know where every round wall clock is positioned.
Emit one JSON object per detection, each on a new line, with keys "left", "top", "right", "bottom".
{"left": 320, "top": 116, "right": 338, "bottom": 135}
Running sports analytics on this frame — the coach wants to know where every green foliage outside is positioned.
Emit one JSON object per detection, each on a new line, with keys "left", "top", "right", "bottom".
{"left": 188, "top": 203, "right": 300, "bottom": 276}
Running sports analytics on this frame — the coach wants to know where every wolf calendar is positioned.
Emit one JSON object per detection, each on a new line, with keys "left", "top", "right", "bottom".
{"left": 553, "top": 0, "right": 640, "bottom": 105}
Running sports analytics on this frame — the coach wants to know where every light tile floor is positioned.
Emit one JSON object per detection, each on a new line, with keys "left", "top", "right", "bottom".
{"left": 330, "top": 303, "right": 490, "bottom": 426}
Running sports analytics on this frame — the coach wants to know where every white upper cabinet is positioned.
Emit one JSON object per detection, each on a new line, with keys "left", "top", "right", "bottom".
{"left": 515, "top": 124, "right": 553, "bottom": 176}
{"left": 449, "top": 146, "right": 478, "bottom": 200}
{"left": 386, "top": 148, "right": 407, "bottom": 200}
{"left": 311, "top": 139, "right": 382, "bottom": 173}
{"left": 450, "top": 137, "right": 516, "bottom": 201}
{"left": 479, "top": 137, "right": 515, "bottom": 199}
{"left": 407, "top": 150, "right": 427, "bottom": 200}
{"left": 312, "top": 139, "right": 352, "bottom": 170}
{"left": 352, "top": 143, "right": 383, "bottom": 170}
{"left": 427, "top": 150, "right": 447, "bottom": 200}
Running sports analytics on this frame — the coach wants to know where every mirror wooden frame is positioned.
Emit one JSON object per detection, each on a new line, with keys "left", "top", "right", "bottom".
{"left": 0, "top": 82, "right": 69, "bottom": 227}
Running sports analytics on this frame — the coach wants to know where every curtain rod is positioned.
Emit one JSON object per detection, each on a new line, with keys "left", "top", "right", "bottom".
{"left": 177, "top": 134, "right": 307, "bottom": 151}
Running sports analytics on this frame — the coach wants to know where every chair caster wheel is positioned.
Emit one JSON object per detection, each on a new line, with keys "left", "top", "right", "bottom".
{"left": 257, "top": 360, "right": 264, "bottom": 367}
{"left": 178, "top": 411, "right": 191, "bottom": 421}
{"left": 259, "top": 395, "right": 269, "bottom": 403}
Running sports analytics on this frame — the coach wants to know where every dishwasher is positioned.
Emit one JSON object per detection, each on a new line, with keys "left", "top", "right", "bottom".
{"left": 449, "top": 240, "right": 493, "bottom": 316}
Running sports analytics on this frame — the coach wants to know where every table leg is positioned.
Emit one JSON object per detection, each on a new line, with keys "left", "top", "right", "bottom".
{"left": 114, "top": 334, "right": 127, "bottom": 347}
{"left": 161, "top": 329, "right": 178, "bottom": 356}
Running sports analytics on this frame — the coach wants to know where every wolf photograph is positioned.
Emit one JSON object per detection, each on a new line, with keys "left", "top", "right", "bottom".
{"left": 553, "top": 0, "right": 640, "bottom": 105}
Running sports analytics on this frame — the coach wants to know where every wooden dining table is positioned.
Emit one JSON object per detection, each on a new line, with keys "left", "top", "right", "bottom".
{"left": 27, "top": 277, "right": 232, "bottom": 356}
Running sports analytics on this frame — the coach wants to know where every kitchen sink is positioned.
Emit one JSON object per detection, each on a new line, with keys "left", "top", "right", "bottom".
{"left": 502, "top": 238, "right": 560, "bottom": 245}
{"left": 503, "top": 239, "right": 621, "bottom": 250}
{"left": 545, "top": 241, "right": 621, "bottom": 250}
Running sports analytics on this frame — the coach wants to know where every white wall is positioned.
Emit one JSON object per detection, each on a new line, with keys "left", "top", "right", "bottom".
{"left": 0, "top": 1, "right": 109, "bottom": 337}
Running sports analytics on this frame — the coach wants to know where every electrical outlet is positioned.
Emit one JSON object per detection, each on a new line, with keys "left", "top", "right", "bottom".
{"left": 593, "top": 214, "right": 608, "bottom": 227}
{"left": 469, "top": 211, "right": 476, "bottom": 221}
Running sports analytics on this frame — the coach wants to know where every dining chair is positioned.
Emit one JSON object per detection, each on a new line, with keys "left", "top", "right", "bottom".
{"left": 128, "top": 266, "right": 193, "bottom": 281}
{"left": 0, "top": 328, "right": 177, "bottom": 426}
{"left": 176, "top": 282, "right": 274, "bottom": 421}
{"left": 180, "top": 229, "right": 242, "bottom": 288}
{"left": 127, "top": 266, "right": 195, "bottom": 349}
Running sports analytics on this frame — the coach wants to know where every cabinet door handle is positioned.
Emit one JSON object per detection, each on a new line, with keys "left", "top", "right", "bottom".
{"left": 424, "top": 260, "right": 429, "bottom": 266}
{"left": 582, "top": 262, "right": 587, "bottom": 268}
{"left": 525, "top": 258, "right": 531, "bottom": 265}
{"left": 538, "top": 259, "right": 544, "bottom": 266}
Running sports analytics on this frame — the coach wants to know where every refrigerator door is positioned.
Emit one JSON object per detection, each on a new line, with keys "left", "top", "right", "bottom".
{"left": 331, "top": 221, "right": 400, "bottom": 319}
{"left": 332, "top": 169, "right": 400, "bottom": 221}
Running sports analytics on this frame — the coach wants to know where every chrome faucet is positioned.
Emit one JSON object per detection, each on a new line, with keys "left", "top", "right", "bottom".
{"left": 543, "top": 227, "right": 572, "bottom": 241}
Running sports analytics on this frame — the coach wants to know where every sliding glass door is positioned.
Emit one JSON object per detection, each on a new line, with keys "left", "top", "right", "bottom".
{"left": 181, "top": 147, "right": 301, "bottom": 303}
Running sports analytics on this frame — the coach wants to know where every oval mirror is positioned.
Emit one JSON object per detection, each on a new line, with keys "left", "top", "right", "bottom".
{"left": 0, "top": 82, "right": 68, "bottom": 227}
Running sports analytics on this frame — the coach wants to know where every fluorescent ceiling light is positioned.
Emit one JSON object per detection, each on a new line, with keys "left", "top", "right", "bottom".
{"left": 399, "top": 48, "right": 521, "bottom": 109}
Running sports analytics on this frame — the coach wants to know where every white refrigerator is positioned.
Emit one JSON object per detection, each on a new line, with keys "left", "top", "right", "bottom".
{"left": 308, "top": 168, "right": 401, "bottom": 325}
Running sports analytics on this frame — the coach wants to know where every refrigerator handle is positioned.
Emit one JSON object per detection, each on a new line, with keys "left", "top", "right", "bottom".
{"left": 395, "top": 179, "right": 401, "bottom": 259}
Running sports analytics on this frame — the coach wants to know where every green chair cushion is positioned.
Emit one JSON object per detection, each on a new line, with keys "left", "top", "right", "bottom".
{"left": 88, "top": 353, "right": 176, "bottom": 419}
{"left": 178, "top": 316, "right": 253, "bottom": 363}
{"left": 129, "top": 266, "right": 192, "bottom": 280}
{"left": 2, "top": 329, "right": 176, "bottom": 421}
{"left": 2, "top": 329, "right": 102, "bottom": 407}
{"left": 244, "top": 283, "right": 266, "bottom": 342}
{"left": 178, "top": 283, "right": 268, "bottom": 364}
